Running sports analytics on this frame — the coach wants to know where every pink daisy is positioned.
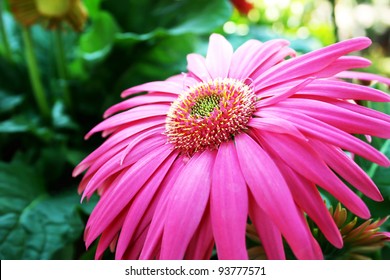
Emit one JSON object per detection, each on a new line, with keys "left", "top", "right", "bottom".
{"left": 73, "top": 34, "right": 390, "bottom": 260}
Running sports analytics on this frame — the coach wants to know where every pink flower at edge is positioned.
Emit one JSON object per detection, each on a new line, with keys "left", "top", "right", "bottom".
{"left": 73, "top": 33, "right": 390, "bottom": 260}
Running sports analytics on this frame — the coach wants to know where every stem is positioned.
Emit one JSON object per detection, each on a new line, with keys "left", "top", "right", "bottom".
{"left": 22, "top": 27, "right": 51, "bottom": 119}
{"left": 53, "top": 27, "right": 72, "bottom": 108}
{"left": 0, "top": 0, "right": 12, "bottom": 61}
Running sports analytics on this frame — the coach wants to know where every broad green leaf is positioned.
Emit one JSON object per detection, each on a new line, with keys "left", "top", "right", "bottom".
{"left": 0, "top": 12, "right": 23, "bottom": 61}
{"left": 167, "top": 0, "right": 233, "bottom": 35}
{"left": 0, "top": 57, "right": 29, "bottom": 93}
{"left": 113, "top": 34, "right": 198, "bottom": 92}
{"left": 0, "top": 90, "right": 24, "bottom": 113}
{"left": 79, "top": 11, "right": 120, "bottom": 62}
{"left": 0, "top": 118, "right": 29, "bottom": 133}
{"left": 0, "top": 114, "right": 54, "bottom": 141}
{"left": 83, "top": 0, "right": 102, "bottom": 18}
{"left": 51, "top": 101, "right": 78, "bottom": 130}
{"left": 0, "top": 161, "right": 83, "bottom": 259}
{"left": 113, "top": 0, "right": 232, "bottom": 45}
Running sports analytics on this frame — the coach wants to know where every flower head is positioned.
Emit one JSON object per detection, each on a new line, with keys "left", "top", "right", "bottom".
{"left": 74, "top": 34, "right": 390, "bottom": 260}
{"left": 9, "top": 0, "right": 88, "bottom": 32}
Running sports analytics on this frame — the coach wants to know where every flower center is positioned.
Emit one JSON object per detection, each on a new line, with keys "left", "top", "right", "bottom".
{"left": 165, "top": 78, "right": 257, "bottom": 155}
{"left": 191, "top": 95, "right": 221, "bottom": 117}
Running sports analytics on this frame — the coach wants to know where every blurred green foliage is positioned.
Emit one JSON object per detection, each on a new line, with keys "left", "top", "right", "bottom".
{"left": 0, "top": 0, "right": 389, "bottom": 260}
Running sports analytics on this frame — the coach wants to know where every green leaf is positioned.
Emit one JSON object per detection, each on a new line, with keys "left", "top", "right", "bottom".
{"left": 83, "top": 0, "right": 102, "bottom": 18}
{"left": 0, "top": 161, "right": 83, "bottom": 259}
{"left": 79, "top": 11, "right": 120, "bottom": 62}
{"left": 51, "top": 101, "right": 78, "bottom": 130}
{"left": 0, "top": 114, "right": 54, "bottom": 141}
{"left": 167, "top": 0, "right": 233, "bottom": 35}
{"left": 0, "top": 118, "right": 29, "bottom": 133}
{"left": 113, "top": 0, "right": 232, "bottom": 45}
{"left": 0, "top": 90, "right": 24, "bottom": 113}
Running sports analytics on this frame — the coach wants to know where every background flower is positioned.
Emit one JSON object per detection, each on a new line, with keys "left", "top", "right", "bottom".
{"left": 8, "top": 0, "right": 88, "bottom": 31}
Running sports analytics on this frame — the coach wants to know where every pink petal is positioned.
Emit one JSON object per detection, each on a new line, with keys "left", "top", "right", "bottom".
{"left": 229, "top": 39, "right": 293, "bottom": 80}
{"left": 121, "top": 226, "right": 149, "bottom": 259}
{"left": 276, "top": 161, "right": 343, "bottom": 248}
{"left": 95, "top": 205, "right": 129, "bottom": 259}
{"left": 249, "top": 44, "right": 296, "bottom": 80}
{"left": 139, "top": 195, "right": 168, "bottom": 259}
{"left": 248, "top": 117, "right": 307, "bottom": 140}
{"left": 248, "top": 194, "right": 285, "bottom": 260}
{"left": 85, "top": 145, "right": 174, "bottom": 246}
{"left": 257, "top": 131, "right": 370, "bottom": 219}
{"left": 85, "top": 105, "right": 168, "bottom": 139}
{"left": 314, "top": 56, "right": 371, "bottom": 78}
{"left": 126, "top": 158, "right": 186, "bottom": 259}
{"left": 254, "top": 37, "right": 371, "bottom": 89}
{"left": 228, "top": 39, "right": 263, "bottom": 79}
{"left": 73, "top": 119, "right": 164, "bottom": 177}
{"left": 167, "top": 73, "right": 200, "bottom": 87}
{"left": 77, "top": 129, "right": 161, "bottom": 192}
{"left": 205, "top": 34, "right": 233, "bottom": 79}
{"left": 336, "top": 71, "right": 390, "bottom": 85}
{"left": 185, "top": 208, "right": 214, "bottom": 260}
{"left": 115, "top": 151, "right": 178, "bottom": 259}
{"left": 257, "top": 108, "right": 390, "bottom": 167}
{"left": 295, "top": 79, "right": 390, "bottom": 102}
{"left": 81, "top": 136, "right": 166, "bottom": 199}
{"left": 121, "top": 81, "right": 184, "bottom": 98}
{"left": 139, "top": 158, "right": 187, "bottom": 260}
{"left": 187, "top": 53, "right": 211, "bottom": 81}
{"left": 256, "top": 77, "right": 314, "bottom": 108}
{"left": 272, "top": 98, "right": 390, "bottom": 138}
{"left": 235, "top": 133, "right": 323, "bottom": 259}
{"left": 211, "top": 141, "right": 248, "bottom": 260}
{"left": 119, "top": 126, "right": 165, "bottom": 165}
{"left": 160, "top": 150, "right": 216, "bottom": 259}
{"left": 329, "top": 99, "right": 390, "bottom": 123}
{"left": 103, "top": 93, "right": 176, "bottom": 118}
{"left": 310, "top": 139, "right": 382, "bottom": 201}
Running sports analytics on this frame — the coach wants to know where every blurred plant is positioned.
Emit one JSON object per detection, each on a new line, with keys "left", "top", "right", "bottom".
{"left": 334, "top": 0, "right": 390, "bottom": 76}
{"left": 317, "top": 203, "right": 390, "bottom": 260}
{"left": 5, "top": 0, "right": 88, "bottom": 117}
{"left": 9, "top": 0, "right": 88, "bottom": 31}
{"left": 0, "top": 0, "right": 11, "bottom": 61}
{"left": 224, "top": 0, "right": 336, "bottom": 47}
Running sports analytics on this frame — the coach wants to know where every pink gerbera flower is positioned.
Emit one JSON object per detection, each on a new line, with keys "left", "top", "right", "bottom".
{"left": 74, "top": 34, "right": 390, "bottom": 260}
